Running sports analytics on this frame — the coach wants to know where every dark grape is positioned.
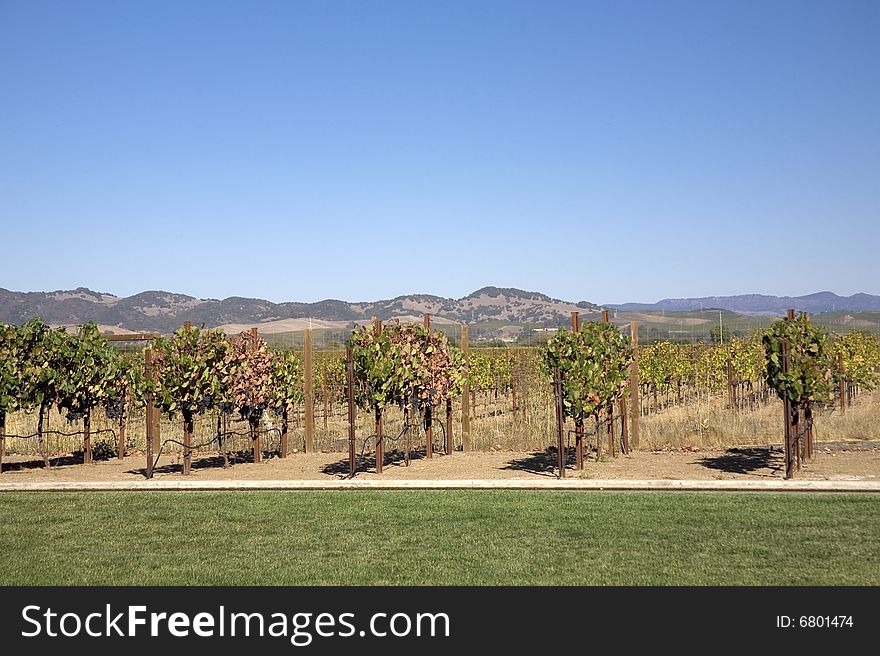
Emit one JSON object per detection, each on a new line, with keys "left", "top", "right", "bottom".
{"left": 103, "top": 394, "right": 126, "bottom": 421}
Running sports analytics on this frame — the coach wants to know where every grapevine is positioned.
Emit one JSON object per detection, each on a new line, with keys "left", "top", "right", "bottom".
{"left": 150, "top": 325, "right": 230, "bottom": 473}
{"left": 832, "top": 331, "right": 880, "bottom": 390}
{"left": 541, "top": 322, "right": 632, "bottom": 423}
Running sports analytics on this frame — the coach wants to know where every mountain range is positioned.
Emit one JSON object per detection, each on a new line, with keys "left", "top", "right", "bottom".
{"left": 1, "top": 287, "right": 878, "bottom": 335}
{"left": 607, "top": 292, "right": 880, "bottom": 315}
{"left": 0, "top": 286, "right": 601, "bottom": 334}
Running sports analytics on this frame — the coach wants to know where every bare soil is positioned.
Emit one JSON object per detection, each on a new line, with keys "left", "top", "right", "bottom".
{"left": 1, "top": 440, "right": 878, "bottom": 483}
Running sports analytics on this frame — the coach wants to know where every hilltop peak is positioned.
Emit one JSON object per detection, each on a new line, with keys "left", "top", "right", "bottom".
{"left": 463, "top": 286, "right": 551, "bottom": 302}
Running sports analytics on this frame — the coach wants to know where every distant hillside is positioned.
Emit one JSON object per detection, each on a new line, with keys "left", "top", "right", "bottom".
{"left": 0, "top": 286, "right": 602, "bottom": 334}
{"left": 607, "top": 292, "right": 880, "bottom": 315}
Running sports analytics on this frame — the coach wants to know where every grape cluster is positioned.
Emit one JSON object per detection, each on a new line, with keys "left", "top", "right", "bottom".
{"left": 197, "top": 393, "right": 215, "bottom": 413}
{"left": 104, "top": 394, "right": 126, "bottom": 421}
{"left": 238, "top": 403, "right": 268, "bottom": 423}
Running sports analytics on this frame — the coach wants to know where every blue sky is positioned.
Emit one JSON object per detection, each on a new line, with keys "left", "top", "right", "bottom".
{"left": 1, "top": 0, "right": 878, "bottom": 304}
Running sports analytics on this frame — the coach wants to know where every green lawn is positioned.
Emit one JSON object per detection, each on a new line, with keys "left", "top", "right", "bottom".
{"left": 1, "top": 491, "right": 877, "bottom": 585}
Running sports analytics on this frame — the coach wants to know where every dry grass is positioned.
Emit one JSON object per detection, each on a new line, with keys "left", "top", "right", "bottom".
{"left": 813, "top": 391, "right": 880, "bottom": 441}
{"left": 639, "top": 389, "right": 880, "bottom": 449}
{"left": 639, "top": 395, "right": 783, "bottom": 450}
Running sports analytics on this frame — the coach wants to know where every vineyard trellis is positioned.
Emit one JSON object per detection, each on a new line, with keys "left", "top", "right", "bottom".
{"left": 832, "top": 331, "right": 879, "bottom": 413}
{"left": 1, "top": 310, "right": 878, "bottom": 478}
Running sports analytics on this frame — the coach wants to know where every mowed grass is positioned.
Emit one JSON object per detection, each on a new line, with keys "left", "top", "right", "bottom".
{"left": 0, "top": 491, "right": 878, "bottom": 585}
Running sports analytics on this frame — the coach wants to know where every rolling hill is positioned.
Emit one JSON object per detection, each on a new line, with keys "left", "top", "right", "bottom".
{"left": 0, "top": 286, "right": 601, "bottom": 334}
{"left": 2, "top": 286, "right": 878, "bottom": 340}
{"left": 607, "top": 291, "right": 880, "bottom": 315}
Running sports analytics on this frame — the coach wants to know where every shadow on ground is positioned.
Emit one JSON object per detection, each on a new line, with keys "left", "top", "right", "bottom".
{"left": 698, "top": 447, "right": 783, "bottom": 476}
{"left": 503, "top": 447, "right": 582, "bottom": 478}
{"left": 0, "top": 453, "right": 88, "bottom": 471}
{"left": 127, "top": 449, "right": 283, "bottom": 478}
{"left": 322, "top": 448, "right": 427, "bottom": 477}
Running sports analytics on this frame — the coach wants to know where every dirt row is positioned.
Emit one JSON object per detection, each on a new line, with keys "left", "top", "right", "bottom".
{"left": 1, "top": 440, "right": 878, "bottom": 483}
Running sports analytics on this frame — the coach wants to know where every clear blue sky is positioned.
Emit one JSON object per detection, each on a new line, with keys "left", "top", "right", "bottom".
{"left": 1, "top": 0, "right": 878, "bottom": 305}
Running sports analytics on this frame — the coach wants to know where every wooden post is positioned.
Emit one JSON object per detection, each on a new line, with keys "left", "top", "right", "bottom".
{"left": 425, "top": 405, "right": 433, "bottom": 459}
{"left": 83, "top": 410, "right": 92, "bottom": 464}
{"left": 575, "top": 419, "right": 584, "bottom": 470}
{"left": 39, "top": 405, "right": 49, "bottom": 469}
{"left": 607, "top": 406, "right": 615, "bottom": 457}
{"left": 183, "top": 411, "right": 193, "bottom": 476}
{"left": 805, "top": 403, "right": 814, "bottom": 460}
{"left": 346, "top": 347, "right": 356, "bottom": 477}
{"left": 554, "top": 367, "right": 565, "bottom": 479}
{"left": 629, "top": 321, "right": 640, "bottom": 449}
{"left": 144, "top": 347, "right": 158, "bottom": 478}
{"left": 0, "top": 416, "right": 5, "bottom": 474}
{"left": 619, "top": 394, "right": 629, "bottom": 454}
{"left": 304, "top": 328, "right": 315, "bottom": 453}
{"left": 145, "top": 368, "right": 153, "bottom": 478}
{"left": 251, "top": 422, "right": 261, "bottom": 463}
{"left": 150, "top": 389, "right": 160, "bottom": 455}
{"left": 375, "top": 408, "right": 384, "bottom": 474}
{"left": 727, "top": 354, "right": 736, "bottom": 410}
{"left": 838, "top": 351, "right": 846, "bottom": 415}
{"left": 602, "top": 309, "right": 609, "bottom": 323}
{"left": 570, "top": 311, "right": 579, "bottom": 332}
{"left": 183, "top": 321, "right": 192, "bottom": 332}
{"left": 797, "top": 405, "right": 806, "bottom": 467}
{"left": 221, "top": 413, "right": 229, "bottom": 468}
{"left": 461, "top": 324, "right": 471, "bottom": 451}
{"left": 445, "top": 398, "right": 453, "bottom": 454}
{"left": 117, "top": 410, "right": 126, "bottom": 461}
{"left": 424, "top": 313, "right": 430, "bottom": 329}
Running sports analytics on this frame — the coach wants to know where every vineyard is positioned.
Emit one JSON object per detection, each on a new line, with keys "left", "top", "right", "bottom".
{"left": 1, "top": 313, "right": 878, "bottom": 479}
